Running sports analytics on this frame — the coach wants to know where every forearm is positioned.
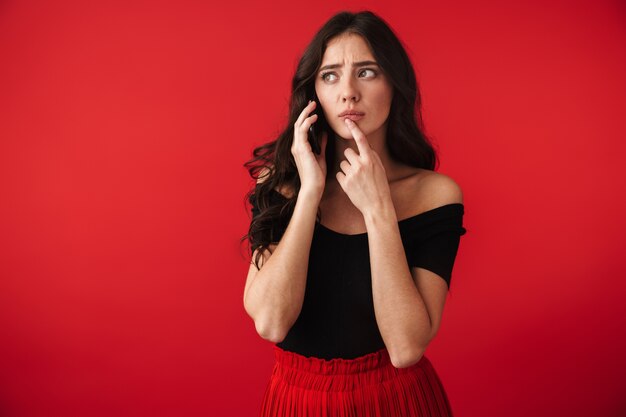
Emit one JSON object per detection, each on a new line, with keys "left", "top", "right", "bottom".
{"left": 364, "top": 205, "right": 432, "bottom": 367}
{"left": 245, "top": 189, "right": 321, "bottom": 341}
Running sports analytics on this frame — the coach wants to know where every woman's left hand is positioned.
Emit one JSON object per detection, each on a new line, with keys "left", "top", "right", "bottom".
{"left": 336, "top": 118, "right": 392, "bottom": 218}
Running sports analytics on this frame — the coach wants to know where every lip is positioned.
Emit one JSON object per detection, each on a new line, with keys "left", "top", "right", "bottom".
{"left": 340, "top": 114, "right": 364, "bottom": 121}
{"left": 339, "top": 110, "right": 365, "bottom": 116}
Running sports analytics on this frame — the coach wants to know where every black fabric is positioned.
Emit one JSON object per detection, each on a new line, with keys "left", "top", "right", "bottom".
{"left": 402, "top": 204, "right": 466, "bottom": 285}
{"left": 249, "top": 187, "right": 466, "bottom": 359}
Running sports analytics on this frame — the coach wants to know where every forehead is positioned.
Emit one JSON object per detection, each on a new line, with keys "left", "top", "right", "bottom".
{"left": 321, "top": 33, "right": 374, "bottom": 64}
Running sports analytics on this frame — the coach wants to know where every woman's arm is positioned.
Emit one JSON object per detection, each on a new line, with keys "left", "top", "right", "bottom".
{"left": 366, "top": 174, "right": 463, "bottom": 368}
{"left": 243, "top": 184, "right": 322, "bottom": 344}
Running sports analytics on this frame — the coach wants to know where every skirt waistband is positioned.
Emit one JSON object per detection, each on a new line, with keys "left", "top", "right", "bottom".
{"left": 272, "top": 346, "right": 431, "bottom": 392}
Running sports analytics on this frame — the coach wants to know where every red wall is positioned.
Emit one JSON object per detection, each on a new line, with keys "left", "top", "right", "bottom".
{"left": 1, "top": 1, "right": 625, "bottom": 416}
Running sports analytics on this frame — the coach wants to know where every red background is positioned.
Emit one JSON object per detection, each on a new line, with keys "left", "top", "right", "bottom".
{"left": 1, "top": 1, "right": 625, "bottom": 416}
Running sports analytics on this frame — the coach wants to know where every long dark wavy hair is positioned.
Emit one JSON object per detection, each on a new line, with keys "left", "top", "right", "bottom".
{"left": 241, "top": 10, "right": 439, "bottom": 270}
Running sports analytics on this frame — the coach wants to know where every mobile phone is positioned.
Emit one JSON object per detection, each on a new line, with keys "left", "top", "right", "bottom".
{"left": 307, "top": 93, "right": 329, "bottom": 155}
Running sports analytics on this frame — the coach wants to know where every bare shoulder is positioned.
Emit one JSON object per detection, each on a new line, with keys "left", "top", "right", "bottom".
{"left": 394, "top": 169, "right": 462, "bottom": 216}
{"left": 414, "top": 170, "right": 463, "bottom": 208}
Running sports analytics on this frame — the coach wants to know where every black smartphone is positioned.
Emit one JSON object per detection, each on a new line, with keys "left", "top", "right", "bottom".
{"left": 307, "top": 93, "right": 329, "bottom": 155}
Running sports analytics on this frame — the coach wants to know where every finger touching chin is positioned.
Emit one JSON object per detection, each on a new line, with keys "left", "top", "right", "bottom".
{"left": 335, "top": 124, "right": 357, "bottom": 139}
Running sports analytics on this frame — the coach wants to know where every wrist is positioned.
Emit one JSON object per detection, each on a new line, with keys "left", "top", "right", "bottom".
{"left": 299, "top": 186, "right": 324, "bottom": 201}
{"left": 363, "top": 199, "right": 397, "bottom": 229}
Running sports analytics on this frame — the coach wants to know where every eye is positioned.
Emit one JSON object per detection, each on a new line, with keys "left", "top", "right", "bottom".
{"left": 320, "top": 71, "right": 337, "bottom": 82}
{"left": 320, "top": 68, "right": 377, "bottom": 82}
{"left": 359, "top": 68, "right": 377, "bottom": 77}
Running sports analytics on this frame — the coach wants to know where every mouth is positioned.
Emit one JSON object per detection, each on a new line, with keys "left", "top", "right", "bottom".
{"left": 340, "top": 113, "right": 364, "bottom": 121}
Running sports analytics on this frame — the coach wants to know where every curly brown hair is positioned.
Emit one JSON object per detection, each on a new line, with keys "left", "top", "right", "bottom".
{"left": 241, "top": 10, "right": 439, "bottom": 270}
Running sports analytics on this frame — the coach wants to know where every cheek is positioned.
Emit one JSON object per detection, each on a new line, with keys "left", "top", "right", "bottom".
{"left": 372, "top": 89, "right": 393, "bottom": 120}
{"left": 373, "top": 87, "right": 393, "bottom": 107}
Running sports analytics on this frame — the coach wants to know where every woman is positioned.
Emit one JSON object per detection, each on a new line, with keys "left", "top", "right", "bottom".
{"left": 242, "top": 10, "right": 466, "bottom": 417}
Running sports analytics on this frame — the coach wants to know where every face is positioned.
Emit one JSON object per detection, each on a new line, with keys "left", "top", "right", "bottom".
{"left": 314, "top": 33, "right": 394, "bottom": 141}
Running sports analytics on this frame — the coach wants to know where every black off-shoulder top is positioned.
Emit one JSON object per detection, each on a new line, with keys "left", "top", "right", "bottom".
{"left": 249, "top": 187, "right": 466, "bottom": 359}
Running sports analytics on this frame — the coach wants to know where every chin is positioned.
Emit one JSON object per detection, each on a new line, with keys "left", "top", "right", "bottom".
{"left": 335, "top": 123, "right": 367, "bottom": 140}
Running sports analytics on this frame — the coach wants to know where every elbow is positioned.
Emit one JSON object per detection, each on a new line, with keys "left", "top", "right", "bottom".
{"left": 244, "top": 296, "right": 295, "bottom": 343}
{"left": 243, "top": 296, "right": 287, "bottom": 343}
{"left": 389, "top": 346, "right": 425, "bottom": 369}
{"left": 254, "top": 317, "right": 288, "bottom": 344}
{"left": 257, "top": 326, "right": 287, "bottom": 344}
{"left": 389, "top": 326, "right": 437, "bottom": 368}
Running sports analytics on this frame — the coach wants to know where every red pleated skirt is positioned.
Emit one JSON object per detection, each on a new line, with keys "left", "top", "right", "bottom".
{"left": 260, "top": 345, "right": 454, "bottom": 417}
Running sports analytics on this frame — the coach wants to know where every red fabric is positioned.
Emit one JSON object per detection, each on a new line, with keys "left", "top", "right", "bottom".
{"left": 260, "top": 346, "right": 454, "bottom": 417}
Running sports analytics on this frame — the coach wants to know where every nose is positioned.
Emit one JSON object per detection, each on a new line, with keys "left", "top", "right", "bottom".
{"left": 341, "top": 76, "right": 360, "bottom": 103}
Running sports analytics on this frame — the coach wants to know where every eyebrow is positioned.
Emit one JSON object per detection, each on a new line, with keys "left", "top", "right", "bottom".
{"left": 319, "top": 60, "right": 379, "bottom": 71}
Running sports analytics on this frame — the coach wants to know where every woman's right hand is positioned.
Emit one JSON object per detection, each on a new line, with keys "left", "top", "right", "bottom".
{"left": 291, "top": 100, "right": 328, "bottom": 196}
